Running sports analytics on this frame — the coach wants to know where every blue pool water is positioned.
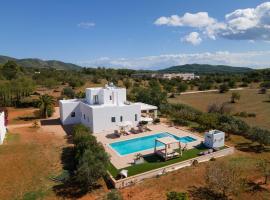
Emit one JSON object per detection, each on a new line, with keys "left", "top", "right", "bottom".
{"left": 109, "top": 132, "right": 196, "bottom": 156}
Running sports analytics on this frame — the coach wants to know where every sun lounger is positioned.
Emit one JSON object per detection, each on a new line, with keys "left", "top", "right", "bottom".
{"left": 123, "top": 131, "right": 130, "bottom": 136}
{"left": 114, "top": 130, "right": 121, "bottom": 137}
{"left": 138, "top": 126, "right": 144, "bottom": 133}
{"left": 130, "top": 127, "right": 139, "bottom": 134}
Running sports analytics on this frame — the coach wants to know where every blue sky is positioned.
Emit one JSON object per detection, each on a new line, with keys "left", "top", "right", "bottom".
{"left": 1, "top": 0, "right": 270, "bottom": 69}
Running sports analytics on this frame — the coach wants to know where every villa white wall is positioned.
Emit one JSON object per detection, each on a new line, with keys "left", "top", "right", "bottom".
{"left": 85, "top": 87, "right": 126, "bottom": 106}
{"left": 80, "top": 102, "right": 94, "bottom": 132}
{"left": 86, "top": 88, "right": 102, "bottom": 104}
{"left": 0, "top": 112, "right": 7, "bottom": 144}
{"left": 101, "top": 89, "right": 113, "bottom": 105}
{"left": 59, "top": 100, "right": 81, "bottom": 125}
{"left": 91, "top": 104, "right": 141, "bottom": 133}
{"left": 115, "top": 88, "right": 126, "bottom": 105}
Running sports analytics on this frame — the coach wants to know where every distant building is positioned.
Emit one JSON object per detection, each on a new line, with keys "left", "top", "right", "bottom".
{"left": 131, "top": 73, "right": 156, "bottom": 79}
{"left": 131, "top": 73, "right": 199, "bottom": 80}
{"left": 204, "top": 130, "right": 225, "bottom": 148}
{"left": 0, "top": 111, "right": 7, "bottom": 144}
{"left": 59, "top": 83, "right": 157, "bottom": 133}
{"left": 157, "top": 73, "right": 199, "bottom": 80}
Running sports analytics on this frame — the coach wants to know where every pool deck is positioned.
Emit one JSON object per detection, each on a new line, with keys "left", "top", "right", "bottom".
{"left": 94, "top": 124, "right": 203, "bottom": 169}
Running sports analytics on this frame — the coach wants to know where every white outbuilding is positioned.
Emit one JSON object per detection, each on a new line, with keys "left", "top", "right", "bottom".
{"left": 0, "top": 111, "right": 7, "bottom": 144}
{"left": 204, "top": 130, "right": 225, "bottom": 148}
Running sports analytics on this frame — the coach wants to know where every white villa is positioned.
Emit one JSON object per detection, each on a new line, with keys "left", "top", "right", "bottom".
{"left": 59, "top": 83, "right": 158, "bottom": 133}
{"left": 0, "top": 111, "right": 7, "bottom": 144}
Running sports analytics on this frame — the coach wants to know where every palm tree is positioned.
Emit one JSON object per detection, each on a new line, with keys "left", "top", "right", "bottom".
{"left": 38, "top": 94, "right": 55, "bottom": 118}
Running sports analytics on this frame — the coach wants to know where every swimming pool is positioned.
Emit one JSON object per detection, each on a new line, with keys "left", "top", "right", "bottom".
{"left": 109, "top": 132, "right": 197, "bottom": 156}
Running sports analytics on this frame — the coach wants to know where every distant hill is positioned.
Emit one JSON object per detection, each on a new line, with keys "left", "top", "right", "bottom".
{"left": 0, "top": 55, "right": 81, "bottom": 70}
{"left": 160, "top": 64, "right": 253, "bottom": 74}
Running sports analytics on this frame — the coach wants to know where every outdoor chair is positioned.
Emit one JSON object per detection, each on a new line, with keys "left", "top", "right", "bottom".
{"left": 114, "top": 130, "right": 121, "bottom": 137}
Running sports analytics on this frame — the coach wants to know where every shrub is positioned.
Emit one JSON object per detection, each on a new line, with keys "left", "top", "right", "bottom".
{"left": 198, "top": 113, "right": 218, "bottom": 130}
{"left": 168, "top": 93, "right": 175, "bottom": 98}
{"left": 62, "top": 87, "right": 75, "bottom": 98}
{"left": 68, "top": 78, "right": 84, "bottom": 88}
{"left": 247, "top": 127, "right": 270, "bottom": 147}
{"left": 172, "top": 118, "right": 189, "bottom": 126}
{"left": 219, "top": 83, "right": 229, "bottom": 93}
{"left": 192, "top": 160, "right": 199, "bottom": 167}
{"left": 260, "top": 81, "right": 270, "bottom": 89}
{"left": 248, "top": 113, "right": 256, "bottom": 117}
{"left": 153, "top": 118, "right": 160, "bottom": 124}
{"left": 259, "top": 87, "right": 267, "bottom": 94}
{"left": 167, "top": 191, "right": 189, "bottom": 200}
{"left": 205, "top": 161, "right": 244, "bottom": 198}
{"left": 240, "top": 82, "right": 248, "bottom": 87}
{"left": 198, "top": 82, "right": 212, "bottom": 91}
{"left": 210, "top": 157, "right": 216, "bottom": 161}
{"left": 73, "top": 124, "right": 110, "bottom": 190}
{"left": 208, "top": 102, "right": 232, "bottom": 115}
{"left": 104, "top": 190, "right": 123, "bottom": 200}
{"left": 231, "top": 92, "right": 240, "bottom": 103}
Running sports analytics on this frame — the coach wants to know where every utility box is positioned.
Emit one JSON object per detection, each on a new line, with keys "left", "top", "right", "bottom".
{"left": 204, "top": 130, "right": 225, "bottom": 148}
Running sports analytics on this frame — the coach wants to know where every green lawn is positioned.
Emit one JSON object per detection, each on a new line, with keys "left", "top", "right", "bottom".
{"left": 108, "top": 144, "right": 210, "bottom": 178}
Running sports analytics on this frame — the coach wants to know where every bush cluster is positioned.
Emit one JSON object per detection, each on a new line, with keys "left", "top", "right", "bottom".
{"left": 162, "top": 103, "right": 270, "bottom": 146}
{"left": 73, "top": 124, "right": 110, "bottom": 190}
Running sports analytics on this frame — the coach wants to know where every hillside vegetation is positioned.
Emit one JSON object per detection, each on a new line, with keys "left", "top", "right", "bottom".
{"left": 0, "top": 55, "right": 81, "bottom": 70}
{"left": 160, "top": 63, "right": 254, "bottom": 74}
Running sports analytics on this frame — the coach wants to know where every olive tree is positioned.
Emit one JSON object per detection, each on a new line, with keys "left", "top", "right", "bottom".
{"left": 231, "top": 92, "right": 240, "bottom": 103}
{"left": 205, "top": 161, "right": 244, "bottom": 198}
{"left": 257, "top": 159, "right": 270, "bottom": 184}
{"left": 73, "top": 124, "right": 110, "bottom": 190}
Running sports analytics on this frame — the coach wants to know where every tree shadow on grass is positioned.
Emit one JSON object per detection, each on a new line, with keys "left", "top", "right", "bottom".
{"left": 52, "top": 146, "right": 105, "bottom": 198}
{"left": 52, "top": 146, "right": 92, "bottom": 199}
{"left": 235, "top": 142, "right": 270, "bottom": 153}
{"left": 53, "top": 179, "right": 103, "bottom": 199}
{"left": 188, "top": 186, "right": 228, "bottom": 200}
{"left": 245, "top": 181, "right": 269, "bottom": 193}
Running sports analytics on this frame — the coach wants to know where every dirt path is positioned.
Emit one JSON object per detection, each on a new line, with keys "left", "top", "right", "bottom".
{"left": 180, "top": 87, "right": 244, "bottom": 95}
{"left": 8, "top": 123, "right": 33, "bottom": 129}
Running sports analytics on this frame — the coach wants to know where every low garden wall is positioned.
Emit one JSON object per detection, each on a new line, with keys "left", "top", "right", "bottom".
{"left": 108, "top": 146, "right": 234, "bottom": 189}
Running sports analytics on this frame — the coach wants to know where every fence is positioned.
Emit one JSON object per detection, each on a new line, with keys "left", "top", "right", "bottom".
{"left": 108, "top": 146, "right": 234, "bottom": 189}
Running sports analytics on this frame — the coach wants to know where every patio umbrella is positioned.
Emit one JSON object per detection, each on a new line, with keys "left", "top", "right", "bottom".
{"left": 119, "top": 169, "right": 128, "bottom": 178}
{"left": 117, "top": 121, "right": 132, "bottom": 130}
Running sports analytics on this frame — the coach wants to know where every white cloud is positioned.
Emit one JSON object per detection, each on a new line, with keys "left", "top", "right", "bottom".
{"left": 181, "top": 32, "right": 202, "bottom": 45}
{"left": 77, "top": 51, "right": 270, "bottom": 70}
{"left": 155, "top": 12, "right": 216, "bottom": 28}
{"left": 155, "top": 2, "right": 270, "bottom": 42}
{"left": 77, "top": 22, "right": 95, "bottom": 29}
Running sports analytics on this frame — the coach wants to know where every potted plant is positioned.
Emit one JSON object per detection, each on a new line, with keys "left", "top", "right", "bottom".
{"left": 134, "top": 153, "right": 144, "bottom": 164}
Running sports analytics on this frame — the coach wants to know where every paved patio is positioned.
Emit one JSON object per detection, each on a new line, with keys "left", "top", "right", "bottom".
{"left": 94, "top": 124, "right": 203, "bottom": 169}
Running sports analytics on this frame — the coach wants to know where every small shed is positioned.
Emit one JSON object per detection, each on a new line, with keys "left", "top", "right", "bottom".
{"left": 204, "top": 130, "right": 225, "bottom": 148}
{"left": 154, "top": 137, "right": 182, "bottom": 161}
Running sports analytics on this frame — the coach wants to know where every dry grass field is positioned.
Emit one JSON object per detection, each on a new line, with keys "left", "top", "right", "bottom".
{"left": 2, "top": 107, "right": 270, "bottom": 200}
{"left": 0, "top": 126, "right": 64, "bottom": 199}
{"left": 169, "top": 89, "right": 270, "bottom": 130}
{"left": 118, "top": 132, "right": 270, "bottom": 200}
{"left": 1, "top": 108, "right": 108, "bottom": 200}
